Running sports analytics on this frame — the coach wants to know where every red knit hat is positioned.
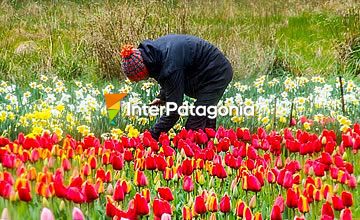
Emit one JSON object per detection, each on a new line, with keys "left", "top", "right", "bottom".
{"left": 120, "top": 45, "right": 149, "bottom": 82}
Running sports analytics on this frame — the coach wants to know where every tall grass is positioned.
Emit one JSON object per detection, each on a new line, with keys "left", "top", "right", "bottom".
{"left": 0, "top": 0, "right": 359, "bottom": 84}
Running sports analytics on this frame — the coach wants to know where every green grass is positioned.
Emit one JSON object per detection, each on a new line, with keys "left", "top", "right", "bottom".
{"left": 0, "top": 0, "right": 359, "bottom": 85}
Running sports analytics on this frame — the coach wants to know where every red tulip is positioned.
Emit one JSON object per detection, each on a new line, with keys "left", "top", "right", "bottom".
{"left": 348, "top": 174, "right": 357, "bottom": 188}
{"left": 183, "top": 176, "right": 194, "bottom": 192}
{"left": 95, "top": 168, "right": 106, "bottom": 182}
{"left": 83, "top": 181, "right": 98, "bottom": 203}
{"left": 267, "top": 170, "right": 276, "bottom": 184}
{"left": 298, "top": 195, "right": 309, "bottom": 213}
{"left": 0, "top": 181, "right": 12, "bottom": 199}
{"left": 313, "top": 162, "right": 326, "bottom": 177}
{"left": 236, "top": 200, "right": 245, "bottom": 217}
{"left": 54, "top": 174, "right": 67, "bottom": 198}
{"left": 282, "top": 170, "right": 293, "bottom": 188}
{"left": 158, "top": 187, "right": 174, "bottom": 201}
{"left": 105, "top": 196, "right": 123, "bottom": 217}
{"left": 340, "top": 208, "right": 352, "bottom": 220}
{"left": 134, "top": 170, "right": 148, "bottom": 187}
{"left": 220, "top": 194, "right": 231, "bottom": 213}
{"left": 102, "top": 152, "right": 110, "bottom": 165}
{"left": 212, "top": 163, "right": 227, "bottom": 179}
{"left": 134, "top": 193, "right": 149, "bottom": 216}
{"left": 274, "top": 195, "right": 285, "bottom": 213}
{"left": 194, "top": 195, "right": 207, "bottom": 215}
{"left": 82, "top": 162, "right": 91, "bottom": 176}
{"left": 181, "top": 158, "right": 194, "bottom": 176}
{"left": 69, "top": 176, "right": 83, "bottom": 188}
{"left": 88, "top": 156, "right": 97, "bottom": 169}
{"left": 246, "top": 174, "right": 262, "bottom": 192}
{"left": 67, "top": 187, "right": 85, "bottom": 204}
{"left": 124, "top": 149, "right": 133, "bottom": 162}
{"left": 286, "top": 188, "right": 299, "bottom": 208}
{"left": 113, "top": 180, "right": 124, "bottom": 202}
{"left": 111, "top": 153, "right": 124, "bottom": 170}
{"left": 121, "top": 179, "right": 131, "bottom": 194}
{"left": 243, "top": 204, "right": 252, "bottom": 220}
{"left": 332, "top": 195, "right": 344, "bottom": 211}
{"left": 321, "top": 202, "right": 334, "bottom": 219}
{"left": 105, "top": 170, "right": 112, "bottom": 183}
{"left": 142, "top": 188, "right": 151, "bottom": 203}
{"left": 18, "top": 186, "right": 32, "bottom": 202}
{"left": 145, "top": 156, "right": 157, "bottom": 170}
{"left": 156, "top": 155, "right": 167, "bottom": 172}
{"left": 341, "top": 191, "right": 353, "bottom": 207}
{"left": 153, "top": 198, "right": 172, "bottom": 218}
{"left": 314, "top": 189, "right": 322, "bottom": 202}
{"left": 270, "top": 205, "right": 282, "bottom": 220}
{"left": 61, "top": 158, "right": 71, "bottom": 171}
{"left": 290, "top": 118, "right": 297, "bottom": 126}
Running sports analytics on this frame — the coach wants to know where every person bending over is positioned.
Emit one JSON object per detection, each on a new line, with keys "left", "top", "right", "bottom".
{"left": 120, "top": 34, "right": 233, "bottom": 140}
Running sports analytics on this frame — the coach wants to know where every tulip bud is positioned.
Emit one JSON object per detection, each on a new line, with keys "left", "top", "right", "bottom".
{"left": 333, "top": 183, "right": 339, "bottom": 193}
{"left": 232, "top": 185, "right": 238, "bottom": 198}
{"left": 106, "top": 183, "right": 114, "bottom": 195}
{"left": 43, "top": 158, "right": 48, "bottom": 167}
{"left": 209, "top": 213, "right": 216, "bottom": 220}
{"left": 321, "top": 136, "right": 327, "bottom": 145}
{"left": 342, "top": 152, "right": 348, "bottom": 160}
{"left": 114, "top": 170, "right": 121, "bottom": 180}
{"left": 196, "top": 170, "right": 205, "bottom": 185}
{"left": 42, "top": 197, "right": 49, "bottom": 207}
{"left": 188, "top": 195, "right": 194, "bottom": 207}
{"left": 249, "top": 195, "right": 257, "bottom": 208}
{"left": 59, "top": 200, "right": 65, "bottom": 211}
{"left": 48, "top": 157, "right": 56, "bottom": 168}
{"left": 208, "top": 177, "right": 214, "bottom": 188}
{"left": 154, "top": 173, "right": 161, "bottom": 185}
{"left": 10, "top": 191, "right": 17, "bottom": 202}
{"left": 226, "top": 166, "right": 232, "bottom": 176}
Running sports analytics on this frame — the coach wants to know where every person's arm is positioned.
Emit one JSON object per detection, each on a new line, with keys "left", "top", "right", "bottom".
{"left": 157, "top": 87, "right": 166, "bottom": 101}
{"left": 150, "top": 70, "right": 184, "bottom": 140}
{"left": 149, "top": 87, "right": 166, "bottom": 106}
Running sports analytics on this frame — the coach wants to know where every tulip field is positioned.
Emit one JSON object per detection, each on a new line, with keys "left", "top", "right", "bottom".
{"left": 0, "top": 75, "right": 359, "bottom": 220}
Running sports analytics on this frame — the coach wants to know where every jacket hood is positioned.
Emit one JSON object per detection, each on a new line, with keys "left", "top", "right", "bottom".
{"left": 138, "top": 40, "right": 162, "bottom": 80}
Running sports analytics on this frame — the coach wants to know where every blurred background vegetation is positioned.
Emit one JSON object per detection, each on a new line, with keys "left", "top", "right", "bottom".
{"left": 0, "top": 0, "right": 359, "bottom": 84}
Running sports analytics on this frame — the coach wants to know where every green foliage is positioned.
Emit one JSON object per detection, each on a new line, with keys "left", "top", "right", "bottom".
{"left": 0, "top": 0, "right": 359, "bottom": 82}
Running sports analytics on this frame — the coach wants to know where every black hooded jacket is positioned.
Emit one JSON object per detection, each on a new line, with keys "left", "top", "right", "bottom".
{"left": 138, "top": 34, "right": 233, "bottom": 139}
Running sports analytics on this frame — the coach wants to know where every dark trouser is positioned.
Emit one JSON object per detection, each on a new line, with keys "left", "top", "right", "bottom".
{"left": 185, "top": 66, "right": 233, "bottom": 131}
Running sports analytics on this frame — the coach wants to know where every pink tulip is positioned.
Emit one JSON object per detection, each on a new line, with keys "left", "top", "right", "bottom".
{"left": 161, "top": 213, "right": 172, "bottom": 220}
{"left": 41, "top": 207, "right": 55, "bottom": 220}
{"left": 72, "top": 207, "right": 85, "bottom": 220}
{"left": 1, "top": 208, "right": 8, "bottom": 220}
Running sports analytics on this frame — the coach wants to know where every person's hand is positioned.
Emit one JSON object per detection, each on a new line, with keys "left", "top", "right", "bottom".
{"left": 149, "top": 98, "right": 165, "bottom": 106}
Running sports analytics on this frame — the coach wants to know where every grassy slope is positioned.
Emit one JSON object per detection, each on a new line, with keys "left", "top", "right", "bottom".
{"left": 0, "top": 0, "right": 359, "bottom": 84}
